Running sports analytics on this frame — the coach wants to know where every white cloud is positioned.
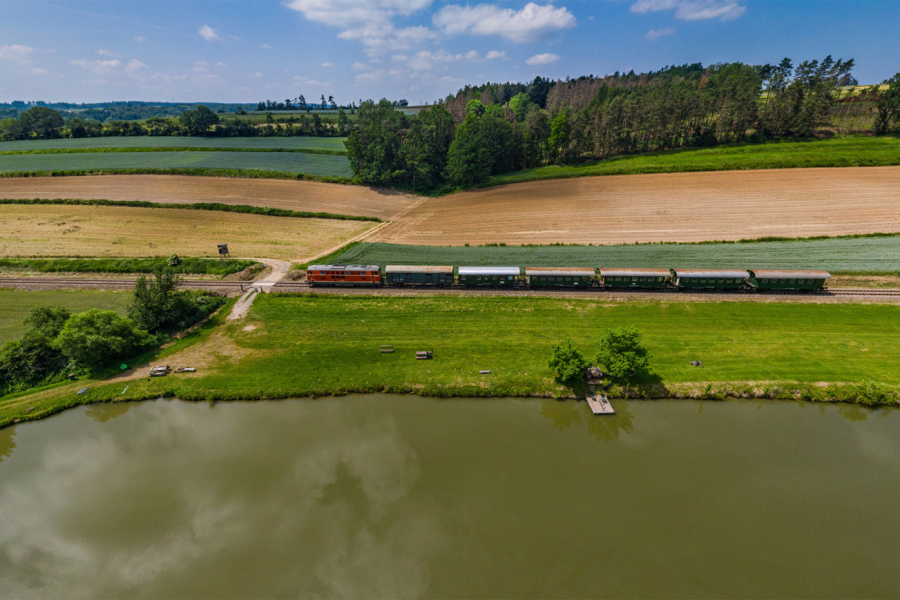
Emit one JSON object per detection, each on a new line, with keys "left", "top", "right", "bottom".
{"left": 199, "top": 25, "right": 221, "bottom": 41}
{"left": 525, "top": 52, "right": 559, "bottom": 65}
{"left": 85, "top": 79, "right": 107, "bottom": 85}
{"left": 294, "top": 75, "right": 330, "bottom": 86}
{"left": 391, "top": 49, "right": 481, "bottom": 71}
{"left": 630, "top": 0, "right": 746, "bottom": 21}
{"left": 283, "top": 0, "right": 436, "bottom": 54}
{"left": 192, "top": 61, "right": 209, "bottom": 72}
{"left": 352, "top": 61, "right": 370, "bottom": 71}
{"left": 0, "top": 44, "right": 33, "bottom": 64}
{"left": 31, "top": 68, "right": 48, "bottom": 75}
{"left": 216, "top": 61, "right": 225, "bottom": 67}
{"left": 433, "top": 2, "right": 576, "bottom": 42}
{"left": 125, "top": 59, "right": 147, "bottom": 73}
{"left": 70, "top": 59, "right": 123, "bottom": 73}
{"left": 485, "top": 50, "right": 506, "bottom": 59}
{"left": 646, "top": 27, "right": 676, "bottom": 40}
{"left": 134, "top": 36, "right": 146, "bottom": 43}
{"left": 252, "top": 72, "right": 264, "bottom": 77}
{"left": 98, "top": 49, "right": 119, "bottom": 57}
{"left": 261, "top": 44, "right": 275, "bottom": 50}
{"left": 321, "top": 62, "right": 334, "bottom": 67}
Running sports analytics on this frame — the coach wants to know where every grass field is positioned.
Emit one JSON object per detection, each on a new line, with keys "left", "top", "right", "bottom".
{"left": 0, "top": 289, "right": 131, "bottom": 344}
{"left": 338, "top": 238, "right": 900, "bottom": 273}
{"left": 484, "top": 136, "right": 900, "bottom": 188}
{"left": 3, "top": 294, "right": 899, "bottom": 428}
{"left": 0, "top": 257, "right": 256, "bottom": 276}
{"left": 0, "top": 151, "right": 352, "bottom": 178}
{"left": 0, "top": 204, "right": 376, "bottom": 261}
{"left": 0, "top": 137, "right": 348, "bottom": 152}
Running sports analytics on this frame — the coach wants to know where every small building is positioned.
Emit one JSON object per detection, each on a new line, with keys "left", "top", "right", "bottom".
{"left": 384, "top": 265, "right": 453, "bottom": 286}
{"left": 747, "top": 269, "right": 831, "bottom": 291}
{"left": 598, "top": 268, "right": 670, "bottom": 288}
{"left": 457, "top": 266, "right": 520, "bottom": 286}
{"left": 525, "top": 267, "right": 595, "bottom": 287}
{"left": 306, "top": 264, "right": 381, "bottom": 286}
{"left": 671, "top": 269, "right": 750, "bottom": 289}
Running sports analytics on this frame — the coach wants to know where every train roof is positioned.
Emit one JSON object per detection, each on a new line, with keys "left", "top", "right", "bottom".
{"left": 748, "top": 269, "right": 831, "bottom": 279}
{"left": 458, "top": 266, "right": 520, "bottom": 276}
{"left": 385, "top": 265, "right": 454, "bottom": 273}
{"left": 599, "top": 268, "right": 671, "bottom": 277}
{"left": 672, "top": 269, "right": 750, "bottom": 278}
{"left": 525, "top": 267, "right": 595, "bottom": 277}
{"left": 307, "top": 264, "right": 380, "bottom": 271}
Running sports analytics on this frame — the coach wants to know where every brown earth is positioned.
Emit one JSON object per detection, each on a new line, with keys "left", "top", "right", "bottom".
{"left": 371, "top": 166, "right": 900, "bottom": 245}
{"left": 0, "top": 175, "right": 416, "bottom": 221}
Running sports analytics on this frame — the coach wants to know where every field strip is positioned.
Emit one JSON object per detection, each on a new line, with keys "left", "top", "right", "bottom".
{"left": 296, "top": 220, "right": 395, "bottom": 264}
{"left": 0, "top": 175, "right": 416, "bottom": 221}
{"left": 371, "top": 166, "right": 900, "bottom": 245}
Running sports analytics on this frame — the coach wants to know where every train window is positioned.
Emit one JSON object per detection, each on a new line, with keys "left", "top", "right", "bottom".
{"left": 717, "top": 279, "right": 724, "bottom": 283}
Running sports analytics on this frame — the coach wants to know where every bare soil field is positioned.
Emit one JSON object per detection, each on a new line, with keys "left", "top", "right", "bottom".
{"left": 0, "top": 205, "right": 375, "bottom": 261}
{"left": 0, "top": 175, "right": 415, "bottom": 221}
{"left": 371, "top": 166, "right": 900, "bottom": 245}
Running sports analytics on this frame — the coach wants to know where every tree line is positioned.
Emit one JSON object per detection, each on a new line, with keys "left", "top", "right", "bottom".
{"left": 0, "top": 105, "right": 352, "bottom": 141}
{"left": 346, "top": 57, "right": 900, "bottom": 190}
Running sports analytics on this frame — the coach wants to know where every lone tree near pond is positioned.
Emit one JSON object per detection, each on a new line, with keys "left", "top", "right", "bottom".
{"left": 548, "top": 340, "right": 589, "bottom": 384}
{"left": 595, "top": 327, "right": 652, "bottom": 382}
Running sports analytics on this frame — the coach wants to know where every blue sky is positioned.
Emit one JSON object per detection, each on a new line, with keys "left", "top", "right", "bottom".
{"left": 1, "top": 0, "right": 899, "bottom": 105}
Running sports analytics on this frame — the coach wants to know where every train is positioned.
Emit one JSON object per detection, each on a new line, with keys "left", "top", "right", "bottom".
{"left": 305, "top": 265, "right": 832, "bottom": 292}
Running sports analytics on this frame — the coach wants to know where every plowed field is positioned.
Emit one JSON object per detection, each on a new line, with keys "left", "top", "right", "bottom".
{"left": 0, "top": 205, "right": 375, "bottom": 261}
{"left": 0, "top": 175, "right": 415, "bottom": 221}
{"left": 371, "top": 166, "right": 900, "bottom": 245}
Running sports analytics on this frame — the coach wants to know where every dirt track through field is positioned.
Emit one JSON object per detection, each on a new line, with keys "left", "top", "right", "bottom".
{"left": 371, "top": 166, "right": 900, "bottom": 245}
{"left": 0, "top": 175, "right": 415, "bottom": 221}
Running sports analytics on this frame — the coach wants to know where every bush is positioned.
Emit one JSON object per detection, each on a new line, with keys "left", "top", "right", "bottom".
{"left": 548, "top": 340, "right": 588, "bottom": 384}
{"left": 0, "top": 306, "right": 72, "bottom": 393}
{"left": 128, "top": 267, "right": 226, "bottom": 333}
{"left": 855, "top": 380, "right": 888, "bottom": 406}
{"left": 595, "top": 327, "right": 652, "bottom": 382}
{"left": 54, "top": 309, "right": 149, "bottom": 370}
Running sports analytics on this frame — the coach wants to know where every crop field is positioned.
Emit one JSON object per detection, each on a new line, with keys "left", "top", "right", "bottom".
{"left": 0, "top": 137, "right": 348, "bottom": 152}
{"left": 0, "top": 204, "right": 376, "bottom": 261}
{"left": 0, "top": 289, "right": 130, "bottom": 344}
{"left": 338, "top": 237, "right": 900, "bottom": 272}
{"left": 486, "top": 136, "right": 900, "bottom": 187}
{"left": 0, "top": 175, "right": 416, "bottom": 221}
{"left": 373, "top": 166, "right": 900, "bottom": 245}
{"left": 0, "top": 151, "right": 352, "bottom": 178}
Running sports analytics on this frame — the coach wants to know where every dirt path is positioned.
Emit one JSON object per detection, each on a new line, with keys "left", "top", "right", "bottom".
{"left": 0, "top": 175, "right": 417, "bottom": 221}
{"left": 228, "top": 258, "right": 290, "bottom": 320}
{"left": 371, "top": 166, "right": 900, "bottom": 245}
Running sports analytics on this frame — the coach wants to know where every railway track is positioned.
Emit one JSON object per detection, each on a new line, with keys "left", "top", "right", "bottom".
{"left": 4, "top": 277, "right": 900, "bottom": 300}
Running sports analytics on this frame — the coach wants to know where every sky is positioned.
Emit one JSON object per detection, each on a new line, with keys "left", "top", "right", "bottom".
{"left": 1, "top": 0, "right": 899, "bottom": 105}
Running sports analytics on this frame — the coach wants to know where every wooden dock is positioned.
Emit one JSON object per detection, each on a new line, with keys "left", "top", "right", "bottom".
{"left": 586, "top": 385, "right": 615, "bottom": 415}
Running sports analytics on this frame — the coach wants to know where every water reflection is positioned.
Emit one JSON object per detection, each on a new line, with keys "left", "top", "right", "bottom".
{"left": 0, "top": 399, "right": 443, "bottom": 598}
{"left": 0, "top": 426, "right": 15, "bottom": 464}
{"left": 83, "top": 400, "right": 137, "bottom": 423}
{"left": 539, "top": 399, "right": 634, "bottom": 442}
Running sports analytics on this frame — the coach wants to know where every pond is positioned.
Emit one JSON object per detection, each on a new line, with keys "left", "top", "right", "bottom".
{"left": 1, "top": 395, "right": 898, "bottom": 598}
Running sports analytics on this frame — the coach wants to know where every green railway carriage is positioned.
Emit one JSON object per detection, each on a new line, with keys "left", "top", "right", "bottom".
{"left": 599, "top": 268, "right": 670, "bottom": 288}
{"left": 748, "top": 269, "right": 831, "bottom": 291}
{"left": 526, "top": 267, "right": 595, "bottom": 288}
{"left": 384, "top": 265, "right": 454, "bottom": 286}
{"left": 458, "top": 266, "right": 520, "bottom": 286}
{"left": 672, "top": 269, "right": 750, "bottom": 289}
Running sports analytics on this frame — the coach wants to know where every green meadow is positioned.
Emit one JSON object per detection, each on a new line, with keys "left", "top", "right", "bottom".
{"left": 338, "top": 237, "right": 900, "bottom": 273}
{"left": 0, "top": 289, "right": 131, "bottom": 344}
{"left": 483, "top": 136, "right": 900, "bottom": 188}
{"left": 0, "top": 151, "right": 352, "bottom": 178}
{"left": 4, "top": 294, "right": 899, "bottom": 428}
{"left": 0, "top": 136, "right": 348, "bottom": 152}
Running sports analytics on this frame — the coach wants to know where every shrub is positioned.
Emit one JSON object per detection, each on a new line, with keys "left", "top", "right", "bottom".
{"left": 595, "top": 326, "right": 652, "bottom": 382}
{"left": 54, "top": 309, "right": 149, "bottom": 370}
{"left": 548, "top": 340, "right": 588, "bottom": 384}
{"left": 0, "top": 306, "right": 72, "bottom": 393}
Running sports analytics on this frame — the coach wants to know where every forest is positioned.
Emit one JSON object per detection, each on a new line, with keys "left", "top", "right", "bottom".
{"left": 347, "top": 57, "right": 900, "bottom": 190}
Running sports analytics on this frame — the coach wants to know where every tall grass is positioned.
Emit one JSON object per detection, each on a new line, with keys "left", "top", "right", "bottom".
{"left": 0, "top": 257, "right": 256, "bottom": 275}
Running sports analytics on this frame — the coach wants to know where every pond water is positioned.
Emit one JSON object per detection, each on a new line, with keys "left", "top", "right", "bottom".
{"left": 1, "top": 396, "right": 899, "bottom": 599}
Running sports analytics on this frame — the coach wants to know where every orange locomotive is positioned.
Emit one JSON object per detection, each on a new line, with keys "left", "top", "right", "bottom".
{"left": 306, "top": 264, "right": 381, "bottom": 286}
